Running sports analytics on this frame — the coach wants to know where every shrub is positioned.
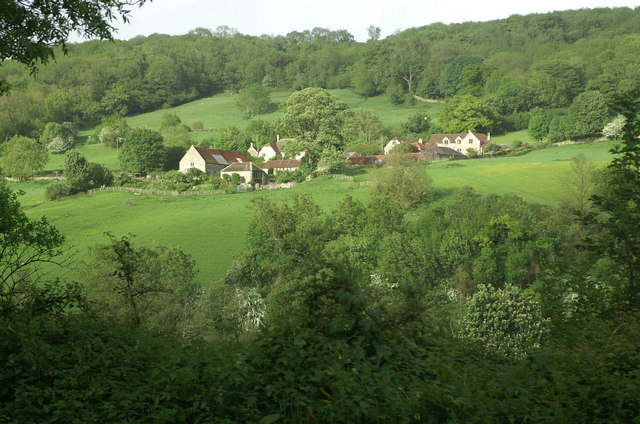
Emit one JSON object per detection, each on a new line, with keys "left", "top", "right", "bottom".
{"left": 86, "top": 163, "right": 114, "bottom": 187}
{"left": 45, "top": 181, "right": 71, "bottom": 200}
{"left": 230, "top": 173, "right": 240, "bottom": 186}
{"left": 460, "top": 284, "right": 549, "bottom": 358}
{"left": 46, "top": 136, "right": 74, "bottom": 154}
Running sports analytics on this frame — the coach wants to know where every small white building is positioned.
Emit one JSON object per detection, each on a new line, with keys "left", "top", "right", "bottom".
{"left": 248, "top": 137, "right": 305, "bottom": 161}
{"left": 179, "top": 145, "right": 250, "bottom": 176}
{"left": 220, "top": 162, "right": 268, "bottom": 184}
{"left": 383, "top": 137, "right": 410, "bottom": 154}
{"left": 428, "top": 132, "right": 491, "bottom": 156}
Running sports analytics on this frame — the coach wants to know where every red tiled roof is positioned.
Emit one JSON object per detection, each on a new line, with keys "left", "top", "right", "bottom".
{"left": 411, "top": 140, "right": 437, "bottom": 151}
{"left": 374, "top": 153, "right": 424, "bottom": 161}
{"left": 262, "top": 159, "right": 301, "bottom": 169}
{"left": 348, "top": 156, "right": 377, "bottom": 165}
{"left": 194, "top": 147, "right": 249, "bottom": 165}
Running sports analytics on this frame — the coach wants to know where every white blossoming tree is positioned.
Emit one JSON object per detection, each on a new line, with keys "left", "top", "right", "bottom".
{"left": 460, "top": 284, "right": 549, "bottom": 358}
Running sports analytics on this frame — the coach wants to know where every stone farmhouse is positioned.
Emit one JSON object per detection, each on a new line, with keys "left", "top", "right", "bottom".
{"left": 179, "top": 145, "right": 250, "bottom": 176}
{"left": 428, "top": 131, "right": 491, "bottom": 156}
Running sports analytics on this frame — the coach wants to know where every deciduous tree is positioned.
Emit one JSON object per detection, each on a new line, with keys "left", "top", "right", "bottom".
{"left": 0, "top": 182, "right": 66, "bottom": 306}
{"left": 438, "top": 94, "right": 498, "bottom": 133}
{"left": 0, "top": 136, "right": 48, "bottom": 179}
{"left": 566, "top": 91, "right": 610, "bottom": 140}
{"left": 118, "top": 128, "right": 165, "bottom": 174}
{"left": 0, "top": 0, "right": 150, "bottom": 77}
{"left": 236, "top": 84, "right": 271, "bottom": 117}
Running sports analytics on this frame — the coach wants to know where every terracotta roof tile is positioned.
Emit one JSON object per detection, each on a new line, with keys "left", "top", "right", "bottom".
{"left": 193, "top": 147, "right": 250, "bottom": 165}
{"left": 262, "top": 159, "right": 301, "bottom": 169}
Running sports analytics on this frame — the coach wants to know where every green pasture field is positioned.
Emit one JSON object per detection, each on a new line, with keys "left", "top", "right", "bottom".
{"left": 490, "top": 130, "right": 537, "bottom": 146}
{"left": 125, "top": 89, "right": 437, "bottom": 135}
{"left": 425, "top": 140, "right": 616, "bottom": 204}
{"left": 17, "top": 140, "right": 617, "bottom": 284}
{"left": 20, "top": 177, "right": 372, "bottom": 285}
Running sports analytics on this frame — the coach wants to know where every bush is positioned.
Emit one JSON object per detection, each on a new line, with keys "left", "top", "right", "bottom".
{"left": 230, "top": 173, "right": 240, "bottom": 186}
{"left": 191, "top": 121, "right": 204, "bottom": 131}
{"left": 275, "top": 170, "right": 305, "bottom": 184}
{"left": 46, "top": 136, "right": 74, "bottom": 154}
{"left": 86, "top": 163, "right": 114, "bottom": 187}
{"left": 460, "top": 284, "right": 548, "bottom": 358}
{"left": 373, "top": 156, "right": 433, "bottom": 208}
{"left": 45, "top": 182, "right": 71, "bottom": 200}
{"left": 115, "top": 174, "right": 133, "bottom": 186}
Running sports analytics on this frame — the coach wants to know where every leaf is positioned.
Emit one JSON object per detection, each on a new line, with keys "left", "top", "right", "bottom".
{"left": 259, "top": 413, "right": 283, "bottom": 424}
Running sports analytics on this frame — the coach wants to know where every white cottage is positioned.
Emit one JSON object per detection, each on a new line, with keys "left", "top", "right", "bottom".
{"left": 428, "top": 132, "right": 491, "bottom": 156}
{"left": 179, "top": 145, "right": 250, "bottom": 176}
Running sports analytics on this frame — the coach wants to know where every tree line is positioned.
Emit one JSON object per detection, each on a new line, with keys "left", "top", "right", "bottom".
{"left": 0, "top": 7, "right": 639, "bottom": 141}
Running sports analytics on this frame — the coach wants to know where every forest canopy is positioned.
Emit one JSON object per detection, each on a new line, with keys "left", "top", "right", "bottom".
{"left": 0, "top": 6, "right": 639, "bottom": 140}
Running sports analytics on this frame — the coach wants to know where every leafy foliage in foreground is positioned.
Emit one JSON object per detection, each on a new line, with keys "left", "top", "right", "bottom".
{"left": 1, "top": 92, "right": 640, "bottom": 422}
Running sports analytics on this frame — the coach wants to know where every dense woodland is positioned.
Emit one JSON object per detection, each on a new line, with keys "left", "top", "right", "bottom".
{"left": 1, "top": 7, "right": 639, "bottom": 141}
{"left": 2, "top": 6, "right": 640, "bottom": 423}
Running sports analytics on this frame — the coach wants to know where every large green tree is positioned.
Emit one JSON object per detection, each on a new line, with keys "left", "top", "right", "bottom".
{"left": 278, "top": 88, "right": 351, "bottom": 147}
{"left": 118, "top": 128, "right": 166, "bottom": 174}
{"left": 0, "top": 135, "right": 48, "bottom": 179}
{"left": 566, "top": 91, "right": 610, "bottom": 140}
{"left": 584, "top": 90, "right": 640, "bottom": 309}
{"left": 236, "top": 84, "right": 271, "bottom": 117}
{"left": 438, "top": 94, "right": 499, "bottom": 133}
{"left": 0, "top": 0, "right": 150, "bottom": 95}
{"left": 277, "top": 88, "right": 353, "bottom": 165}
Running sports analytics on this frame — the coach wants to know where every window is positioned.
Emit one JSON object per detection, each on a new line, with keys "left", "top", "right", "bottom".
{"left": 456, "top": 138, "right": 462, "bottom": 144}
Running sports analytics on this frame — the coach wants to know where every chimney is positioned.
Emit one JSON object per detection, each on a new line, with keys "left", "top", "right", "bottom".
{"left": 277, "top": 134, "right": 280, "bottom": 142}
{"left": 487, "top": 132, "right": 491, "bottom": 140}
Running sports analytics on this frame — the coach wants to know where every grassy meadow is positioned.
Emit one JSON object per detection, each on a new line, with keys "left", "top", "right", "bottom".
{"left": 17, "top": 177, "right": 372, "bottom": 284}
{"left": 15, "top": 87, "right": 616, "bottom": 285}
{"left": 425, "top": 140, "right": 616, "bottom": 204}
{"left": 15, "top": 140, "right": 616, "bottom": 284}
{"left": 42, "top": 89, "right": 437, "bottom": 172}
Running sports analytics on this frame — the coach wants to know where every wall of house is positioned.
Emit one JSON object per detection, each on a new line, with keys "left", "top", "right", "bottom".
{"left": 259, "top": 147, "right": 280, "bottom": 161}
{"left": 384, "top": 140, "right": 401, "bottom": 154}
{"left": 438, "top": 133, "right": 482, "bottom": 155}
{"left": 221, "top": 169, "right": 253, "bottom": 183}
{"left": 179, "top": 148, "right": 207, "bottom": 173}
{"left": 267, "top": 167, "right": 298, "bottom": 175}
{"left": 205, "top": 163, "right": 226, "bottom": 176}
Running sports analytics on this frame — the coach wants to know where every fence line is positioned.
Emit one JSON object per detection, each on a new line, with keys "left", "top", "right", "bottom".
{"left": 86, "top": 184, "right": 297, "bottom": 196}
{"left": 86, "top": 186, "right": 228, "bottom": 196}
{"left": 331, "top": 174, "right": 355, "bottom": 181}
